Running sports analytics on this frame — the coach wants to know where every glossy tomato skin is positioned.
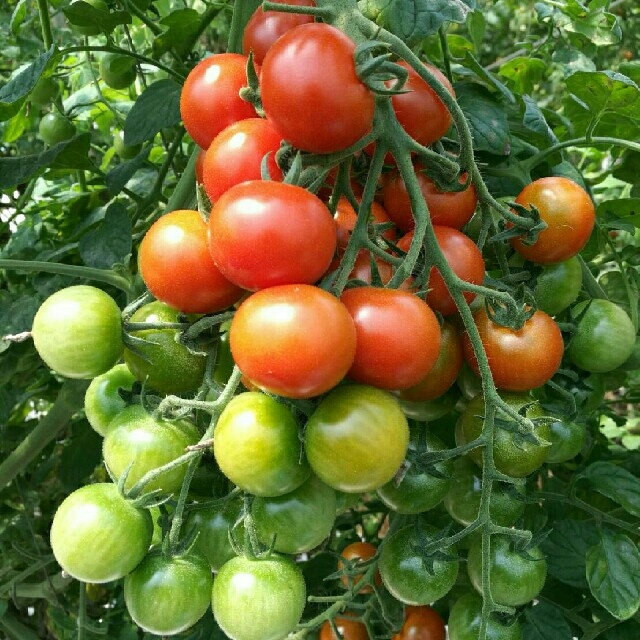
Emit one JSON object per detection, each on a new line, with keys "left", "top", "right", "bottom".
{"left": 32, "top": 285, "right": 123, "bottom": 379}
{"left": 103, "top": 404, "right": 200, "bottom": 495}
{"left": 338, "top": 541, "right": 382, "bottom": 593}
{"left": 124, "top": 301, "right": 207, "bottom": 395}
{"left": 305, "top": 385, "right": 409, "bottom": 493}
{"left": 208, "top": 181, "right": 336, "bottom": 291}
{"left": 448, "top": 592, "right": 523, "bottom": 640}
{"left": 319, "top": 617, "right": 369, "bottom": 640}
{"left": 50, "top": 483, "right": 153, "bottom": 583}
{"left": 511, "top": 176, "right": 595, "bottom": 264}
{"left": 242, "top": 0, "right": 316, "bottom": 65}
{"left": 124, "top": 549, "right": 213, "bottom": 635}
{"left": 202, "top": 118, "right": 283, "bottom": 203}
{"left": 230, "top": 285, "right": 356, "bottom": 399}
{"left": 545, "top": 419, "right": 586, "bottom": 463}
{"left": 38, "top": 112, "right": 75, "bottom": 145}
{"left": 393, "top": 605, "right": 446, "bottom": 640}
{"left": 467, "top": 534, "right": 547, "bottom": 607}
{"left": 139, "top": 209, "right": 244, "bottom": 314}
{"left": 213, "top": 392, "right": 309, "bottom": 497}
{"left": 261, "top": 23, "right": 375, "bottom": 153}
{"left": 333, "top": 197, "right": 396, "bottom": 252}
{"left": 462, "top": 306, "right": 564, "bottom": 392}
{"left": 340, "top": 286, "right": 442, "bottom": 390}
{"left": 212, "top": 554, "right": 306, "bottom": 640}
{"left": 533, "top": 255, "right": 582, "bottom": 316}
{"left": 180, "top": 53, "right": 256, "bottom": 149}
{"left": 99, "top": 53, "right": 136, "bottom": 89}
{"left": 378, "top": 525, "right": 458, "bottom": 605}
{"left": 568, "top": 299, "right": 636, "bottom": 373}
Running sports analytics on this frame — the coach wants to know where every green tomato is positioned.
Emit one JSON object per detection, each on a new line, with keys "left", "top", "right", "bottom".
{"left": 395, "top": 386, "right": 460, "bottom": 422}
{"left": 84, "top": 363, "right": 136, "bottom": 436}
{"left": 467, "top": 534, "right": 547, "bottom": 607}
{"left": 448, "top": 592, "right": 523, "bottom": 640}
{"left": 103, "top": 405, "right": 200, "bottom": 495}
{"left": 99, "top": 53, "right": 137, "bottom": 90}
{"left": 32, "top": 285, "right": 123, "bottom": 379}
{"left": 545, "top": 419, "right": 586, "bottom": 464}
{"left": 213, "top": 392, "right": 309, "bottom": 497}
{"left": 30, "top": 76, "right": 59, "bottom": 107}
{"left": 533, "top": 256, "right": 582, "bottom": 316}
{"left": 304, "top": 384, "right": 409, "bottom": 493}
{"left": 50, "top": 483, "right": 153, "bottom": 583}
{"left": 251, "top": 474, "right": 336, "bottom": 554}
{"left": 113, "top": 129, "right": 142, "bottom": 159}
{"left": 123, "top": 301, "right": 207, "bottom": 395}
{"left": 212, "top": 554, "right": 306, "bottom": 640}
{"left": 38, "top": 112, "right": 75, "bottom": 145}
{"left": 378, "top": 525, "right": 458, "bottom": 605}
{"left": 568, "top": 299, "right": 636, "bottom": 373}
{"left": 124, "top": 549, "right": 213, "bottom": 635}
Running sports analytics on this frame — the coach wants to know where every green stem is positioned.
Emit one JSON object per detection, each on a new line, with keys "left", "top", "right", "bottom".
{"left": 36, "top": 0, "right": 54, "bottom": 49}
{"left": 77, "top": 582, "right": 87, "bottom": 640}
{"left": 0, "top": 612, "right": 42, "bottom": 640}
{"left": 160, "top": 145, "right": 198, "bottom": 216}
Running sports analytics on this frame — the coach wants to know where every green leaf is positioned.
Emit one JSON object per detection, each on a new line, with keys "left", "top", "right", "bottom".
{"left": 63, "top": 1, "right": 131, "bottom": 34}
{"left": 463, "top": 51, "right": 515, "bottom": 104}
{"left": 586, "top": 530, "right": 640, "bottom": 620}
{"left": 499, "top": 57, "right": 546, "bottom": 95}
{"left": 10, "top": 0, "right": 28, "bottom": 35}
{"left": 523, "top": 600, "right": 573, "bottom": 640}
{"left": 619, "top": 61, "right": 640, "bottom": 87}
{"left": 466, "top": 10, "right": 485, "bottom": 53}
{"left": 123, "top": 79, "right": 181, "bottom": 145}
{"left": 105, "top": 147, "right": 149, "bottom": 196}
{"left": 78, "top": 202, "right": 132, "bottom": 269}
{"left": 153, "top": 9, "right": 202, "bottom": 57}
{"left": 552, "top": 48, "right": 596, "bottom": 76}
{"left": 577, "top": 461, "right": 640, "bottom": 516}
{"left": 228, "top": 0, "right": 262, "bottom": 53}
{"left": 603, "top": 619, "right": 640, "bottom": 640}
{"left": 522, "top": 95, "right": 557, "bottom": 144}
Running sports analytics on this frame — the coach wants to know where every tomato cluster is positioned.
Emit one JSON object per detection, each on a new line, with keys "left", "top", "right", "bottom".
{"left": 30, "top": 3, "right": 639, "bottom": 639}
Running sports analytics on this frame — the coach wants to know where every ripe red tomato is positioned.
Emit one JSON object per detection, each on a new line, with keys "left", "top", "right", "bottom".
{"left": 202, "top": 117, "right": 283, "bottom": 203}
{"left": 194, "top": 147, "right": 206, "bottom": 184}
{"left": 338, "top": 541, "right": 382, "bottom": 593}
{"left": 389, "top": 61, "right": 455, "bottom": 147}
{"left": 340, "top": 286, "right": 442, "bottom": 390}
{"left": 320, "top": 617, "right": 369, "bottom": 640}
{"left": 333, "top": 196, "right": 396, "bottom": 252}
{"left": 208, "top": 181, "right": 337, "bottom": 291}
{"left": 392, "top": 606, "right": 446, "bottom": 640}
{"left": 242, "top": 0, "right": 316, "bottom": 65}
{"left": 180, "top": 53, "right": 256, "bottom": 149}
{"left": 260, "top": 23, "right": 375, "bottom": 153}
{"left": 229, "top": 284, "right": 356, "bottom": 398}
{"left": 139, "top": 209, "right": 244, "bottom": 314}
{"left": 510, "top": 176, "right": 596, "bottom": 264}
{"left": 462, "top": 306, "right": 564, "bottom": 392}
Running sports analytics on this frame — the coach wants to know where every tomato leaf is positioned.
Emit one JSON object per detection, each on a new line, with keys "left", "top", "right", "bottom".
{"left": 63, "top": 1, "right": 131, "bottom": 34}
{"left": 602, "top": 619, "right": 640, "bottom": 640}
{"left": 153, "top": 9, "right": 202, "bottom": 58}
{"left": 79, "top": 202, "right": 132, "bottom": 270}
{"left": 586, "top": 529, "right": 640, "bottom": 620}
{"left": 597, "top": 199, "right": 640, "bottom": 233}
{"left": 499, "top": 57, "right": 546, "bottom": 95}
{"left": 522, "top": 600, "right": 573, "bottom": 640}
{"left": 10, "top": 0, "right": 28, "bottom": 35}
{"left": 577, "top": 461, "right": 640, "bottom": 517}
{"left": 105, "top": 147, "right": 149, "bottom": 196}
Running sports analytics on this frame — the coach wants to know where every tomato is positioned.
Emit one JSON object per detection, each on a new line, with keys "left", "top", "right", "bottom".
{"left": 333, "top": 197, "right": 397, "bottom": 252}
{"left": 462, "top": 306, "right": 564, "bottom": 392}
{"left": 32, "top": 285, "right": 123, "bottom": 379}
{"left": 466, "top": 534, "right": 547, "bottom": 607}
{"left": 229, "top": 284, "right": 356, "bottom": 399}
{"left": 103, "top": 404, "right": 200, "bottom": 495}
{"left": 389, "top": 61, "right": 455, "bottom": 147}
{"left": 340, "top": 286, "right": 441, "bottom": 390}
{"left": 213, "top": 392, "right": 309, "bottom": 497}
{"left": 50, "top": 483, "right": 153, "bottom": 583}
{"left": 510, "top": 176, "right": 596, "bottom": 264}
{"left": 392, "top": 605, "right": 446, "bottom": 640}
{"left": 186, "top": 497, "right": 242, "bottom": 571}
{"left": 99, "top": 53, "right": 136, "bottom": 90}
{"left": 304, "top": 384, "right": 409, "bottom": 493}
{"left": 212, "top": 554, "right": 306, "bottom": 640}
{"left": 202, "top": 118, "right": 283, "bottom": 203}
{"left": 377, "top": 432, "right": 453, "bottom": 514}
{"left": 382, "top": 167, "right": 477, "bottom": 232}
{"left": 545, "top": 419, "right": 586, "bottom": 463}
{"left": 443, "top": 456, "right": 525, "bottom": 527}
{"left": 345, "top": 251, "right": 399, "bottom": 287}
{"left": 568, "top": 298, "right": 636, "bottom": 373}
{"left": 208, "top": 181, "right": 336, "bottom": 291}
{"left": 395, "top": 320, "right": 463, "bottom": 402}
{"left": 395, "top": 387, "right": 460, "bottom": 422}
{"left": 532, "top": 255, "right": 582, "bottom": 316}
{"left": 195, "top": 147, "right": 206, "bottom": 184}
{"left": 84, "top": 363, "right": 136, "bottom": 436}
{"left": 123, "top": 301, "right": 207, "bottom": 395}
{"left": 260, "top": 23, "right": 375, "bottom": 153}
{"left": 242, "top": 0, "right": 316, "bottom": 65}
{"left": 251, "top": 474, "right": 336, "bottom": 554}
{"left": 124, "top": 549, "right": 213, "bottom": 635}
{"left": 319, "top": 616, "right": 369, "bottom": 640}
{"left": 139, "top": 209, "right": 244, "bottom": 314}
{"left": 378, "top": 525, "right": 458, "bottom": 605}
{"left": 180, "top": 53, "right": 256, "bottom": 150}
{"left": 338, "top": 541, "right": 382, "bottom": 593}
{"left": 113, "top": 129, "right": 142, "bottom": 159}
{"left": 38, "top": 112, "right": 76, "bottom": 145}
{"left": 448, "top": 592, "right": 523, "bottom": 640}
{"left": 30, "top": 75, "right": 59, "bottom": 106}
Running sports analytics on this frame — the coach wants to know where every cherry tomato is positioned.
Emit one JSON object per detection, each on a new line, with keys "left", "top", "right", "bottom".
{"left": 99, "top": 53, "right": 136, "bottom": 90}
{"left": 545, "top": 419, "right": 586, "bottom": 463}
{"left": 393, "top": 605, "right": 446, "bottom": 640}
{"left": 195, "top": 147, "right": 206, "bottom": 183}
{"left": 532, "top": 255, "right": 582, "bottom": 316}
{"left": 448, "top": 592, "right": 523, "bottom": 640}
{"left": 30, "top": 75, "right": 59, "bottom": 106}
{"left": 338, "top": 541, "right": 382, "bottom": 593}
{"left": 112, "top": 129, "right": 142, "bottom": 159}
{"left": 38, "top": 112, "right": 75, "bottom": 145}
{"left": 139, "top": 209, "right": 244, "bottom": 314}
{"left": 261, "top": 23, "right": 375, "bottom": 153}
{"left": 319, "top": 616, "right": 369, "bottom": 640}
{"left": 180, "top": 53, "right": 256, "bottom": 149}
{"left": 333, "top": 196, "right": 397, "bottom": 252}
{"left": 510, "top": 176, "right": 596, "bottom": 264}
{"left": 229, "top": 284, "right": 356, "bottom": 399}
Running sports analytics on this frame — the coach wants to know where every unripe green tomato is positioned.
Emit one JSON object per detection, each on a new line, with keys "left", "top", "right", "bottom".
{"left": 30, "top": 76, "right": 59, "bottom": 107}
{"left": 99, "top": 53, "right": 137, "bottom": 90}
{"left": 448, "top": 592, "right": 523, "bottom": 640}
{"left": 545, "top": 419, "right": 586, "bottom": 463}
{"left": 533, "top": 255, "right": 582, "bottom": 316}
{"left": 113, "top": 129, "right": 142, "bottom": 159}
{"left": 38, "top": 112, "right": 76, "bottom": 146}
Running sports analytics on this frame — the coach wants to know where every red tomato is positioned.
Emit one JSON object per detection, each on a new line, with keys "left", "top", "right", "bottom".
{"left": 229, "top": 284, "right": 357, "bottom": 399}
{"left": 334, "top": 196, "right": 396, "bottom": 252}
{"left": 202, "top": 117, "right": 283, "bottom": 203}
{"left": 138, "top": 209, "right": 244, "bottom": 314}
{"left": 242, "top": 0, "right": 316, "bottom": 65}
{"left": 319, "top": 617, "right": 369, "bottom": 640}
{"left": 510, "top": 176, "right": 596, "bottom": 264}
{"left": 340, "top": 286, "right": 441, "bottom": 390}
{"left": 194, "top": 147, "right": 206, "bottom": 184}
{"left": 392, "top": 606, "right": 446, "bottom": 640}
{"left": 260, "top": 23, "right": 375, "bottom": 153}
{"left": 208, "top": 181, "right": 336, "bottom": 290}
{"left": 338, "top": 541, "right": 382, "bottom": 593}
{"left": 346, "top": 251, "right": 401, "bottom": 288}
{"left": 397, "top": 226, "right": 485, "bottom": 316}
{"left": 180, "top": 53, "right": 256, "bottom": 149}
{"left": 462, "top": 306, "right": 564, "bottom": 391}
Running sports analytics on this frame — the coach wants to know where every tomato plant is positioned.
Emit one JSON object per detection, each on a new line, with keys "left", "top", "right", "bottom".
{"left": 338, "top": 541, "right": 382, "bottom": 593}
{"left": 448, "top": 592, "right": 523, "bottom": 640}
{"left": 392, "top": 605, "right": 446, "bottom": 640}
